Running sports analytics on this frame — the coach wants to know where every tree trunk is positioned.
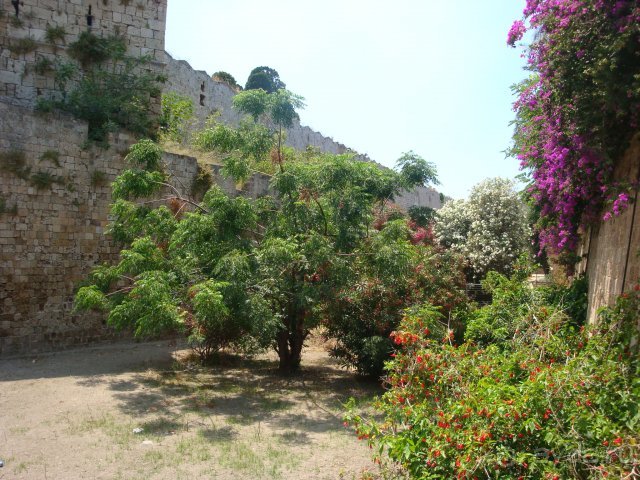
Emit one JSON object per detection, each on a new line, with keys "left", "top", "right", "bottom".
{"left": 276, "top": 313, "right": 306, "bottom": 373}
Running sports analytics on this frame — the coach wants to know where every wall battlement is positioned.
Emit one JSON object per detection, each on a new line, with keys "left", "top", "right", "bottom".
{"left": 163, "top": 52, "right": 442, "bottom": 210}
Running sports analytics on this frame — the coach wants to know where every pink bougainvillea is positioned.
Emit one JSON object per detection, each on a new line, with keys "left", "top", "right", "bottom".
{"left": 510, "top": 0, "right": 640, "bottom": 258}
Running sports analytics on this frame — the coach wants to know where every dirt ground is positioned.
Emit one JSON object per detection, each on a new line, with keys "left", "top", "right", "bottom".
{"left": 0, "top": 339, "right": 382, "bottom": 480}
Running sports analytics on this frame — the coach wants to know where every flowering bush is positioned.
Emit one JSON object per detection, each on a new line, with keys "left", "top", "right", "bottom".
{"left": 324, "top": 219, "right": 467, "bottom": 377}
{"left": 434, "top": 178, "right": 531, "bottom": 281}
{"left": 510, "top": 0, "right": 640, "bottom": 257}
{"left": 346, "top": 273, "right": 640, "bottom": 479}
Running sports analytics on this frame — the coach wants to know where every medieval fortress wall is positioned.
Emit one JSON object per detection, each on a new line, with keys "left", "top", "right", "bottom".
{"left": 163, "top": 53, "right": 442, "bottom": 210}
{"left": 0, "top": 0, "right": 167, "bottom": 108}
{"left": 0, "top": 0, "right": 438, "bottom": 355}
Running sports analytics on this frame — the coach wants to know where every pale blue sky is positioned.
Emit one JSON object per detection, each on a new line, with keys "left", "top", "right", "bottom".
{"left": 165, "top": 1, "right": 527, "bottom": 199}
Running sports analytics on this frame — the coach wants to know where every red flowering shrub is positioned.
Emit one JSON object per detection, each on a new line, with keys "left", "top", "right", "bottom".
{"left": 324, "top": 219, "right": 466, "bottom": 377}
{"left": 346, "top": 275, "right": 640, "bottom": 479}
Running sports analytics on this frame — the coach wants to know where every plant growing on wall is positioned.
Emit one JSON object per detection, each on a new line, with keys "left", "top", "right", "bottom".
{"left": 509, "top": 1, "right": 640, "bottom": 261}
{"left": 212, "top": 71, "right": 241, "bottom": 90}
{"left": 37, "top": 32, "right": 164, "bottom": 144}
{"left": 44, "top": 25, "right": 66, "bottom": 44}
{"left": 8, "top": 37, "right": 37, "bottom": 55}
{"left": 159, "top": 92, "right": 195, "bottom": 143}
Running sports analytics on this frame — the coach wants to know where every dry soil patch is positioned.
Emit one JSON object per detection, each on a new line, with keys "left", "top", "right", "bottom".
{"left": 0, "top": 341, "right": 381, "bottom": 479}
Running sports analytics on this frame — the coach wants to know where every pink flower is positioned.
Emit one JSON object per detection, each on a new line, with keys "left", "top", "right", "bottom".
{"left": 507, "top": 20, "right": 527, "bottom": 47}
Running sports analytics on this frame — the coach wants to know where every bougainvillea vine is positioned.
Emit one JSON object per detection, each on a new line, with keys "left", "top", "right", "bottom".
{"left": 509, "top": 0, "right": 640, "bottom": 258}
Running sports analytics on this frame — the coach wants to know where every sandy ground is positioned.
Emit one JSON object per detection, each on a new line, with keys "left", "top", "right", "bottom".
{"left": 0, "top": 339, "right": 382, "bottom": 480}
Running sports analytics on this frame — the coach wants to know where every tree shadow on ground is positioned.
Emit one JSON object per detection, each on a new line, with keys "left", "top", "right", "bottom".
{"left": 107, "top": 349, "right": 381, "bottom": 441}
{"left": 0, "top": 340, "right": 179, "bottom": 382}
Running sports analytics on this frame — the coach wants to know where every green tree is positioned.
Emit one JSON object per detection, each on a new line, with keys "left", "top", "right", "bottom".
{"left": 75, "top": 132, "right": 439, "bottom": 372}
{"left": 231, "top": 88, "right": 305, "bottom": 170}
{"left": 159, "top": 92, "right": 194, "bottom": 143}
{"left": 244, "top": 66, "right": 285, "bottom": 93}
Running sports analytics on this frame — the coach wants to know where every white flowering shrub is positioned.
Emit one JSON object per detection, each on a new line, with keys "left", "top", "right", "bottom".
{"left": 434, "top": 178, "right": 530, "bottom": 280}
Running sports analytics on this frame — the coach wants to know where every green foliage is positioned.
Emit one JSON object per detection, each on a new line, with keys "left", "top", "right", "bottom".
{"left": 233, "top": 88, "right": 305, "bottom": 129}
{"left": 227, "top": 89, "right": 304, "bottom": 174}
{"left": 193, "top": 118, "right": 274, "bottom": 182}
{"left": 407, "top": 205, "right": 435, "bottom": 228}
{"left": 44, "top": 25, "right": 66, "bottom": 44}
{"left": 191, "top": 163, "right": 213, "bottom": 200}
{"left": 67, "top": 31, "right": 126, "bottom": 67}
{"left": 324, "top": 223, "right": 467, "bottom": 376}
{"left": 159, "top": 92, "right": 194, "bottom": 143}
{"left": 212, "top": 71, "right": 241, "bottom": 90}
{"left": 245, "top": 66, "right": 285, "bottom": 93}
{"left": 39, "top": 33, "right": 162, "bottom": 143}
{"left": 39, "top": 150, "right": 60, "bottom": 167}
{"left": 126, "top": 139, "right": 163, "bottom": 171}
{"left": 395, "top": 151, "right": 439, "bottom": 189}
{"left": 0, "top": 149, "right": 30, "bottom": 179}
{"left": 76, "top": 136, "right": 444, "bottom": 371}
{"left": 8, "top": 37, "right": 37, "bottom": 55}
{"left": 346, "top": 270, "right": 640, "bottom": 479}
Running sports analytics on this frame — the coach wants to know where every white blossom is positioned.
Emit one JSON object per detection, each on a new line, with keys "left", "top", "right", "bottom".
{"left": 434, "top": 178, "right": 530, "bottom": 280}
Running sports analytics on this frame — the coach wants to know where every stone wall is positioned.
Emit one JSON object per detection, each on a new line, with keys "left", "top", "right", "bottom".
{"left": 0, "top": 102, "right": 266, "bottom": 355}
{"left": 163, "top": 53, "right": 442, "bottom": 210}
{"left": 576, "top": 135, "right": 640, "bottom": 321}
{"left": 0, "top": 0, "right": 167, "bottom": 108}
{"left": 164, "top": 53, "right": 351, "bottom": 156}
{"left": 0, "top": 102, "right": 130, "bottom": 354}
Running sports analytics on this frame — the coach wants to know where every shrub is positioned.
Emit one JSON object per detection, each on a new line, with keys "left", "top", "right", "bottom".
{"left": 159, "top": 92, "right": 194, "bottom": 143}
{"left": 408, "top": 205, "right": 436, "bottom": 228}
{"left": 346, "top": 272, "right": 640, "bottom": 479}
{"left": 212, "top": 71, "right": 241, "bottom": 90}
{"left": 323, "top": 219, "right": 467, "bottom": 378}
{"left": 8, "top": 37, "right": 37, "bottom": 55}
{"left": 434, "top": 178, "right": 531, "bottom": 281}
{"left": 44, "top": 25, "right": 66, "bottom": 44}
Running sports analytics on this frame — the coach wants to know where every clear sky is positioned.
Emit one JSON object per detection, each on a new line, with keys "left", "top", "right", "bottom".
{"left": 165, "top": 1, "right": 528, "bottom": 199}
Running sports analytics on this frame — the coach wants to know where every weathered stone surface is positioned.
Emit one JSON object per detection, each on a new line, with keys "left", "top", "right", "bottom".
{"left": 0, "top": 0, "right": 167, "bottom": 108}
{"left": 576, "top": 135, "right": 640, "bottom": 322}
